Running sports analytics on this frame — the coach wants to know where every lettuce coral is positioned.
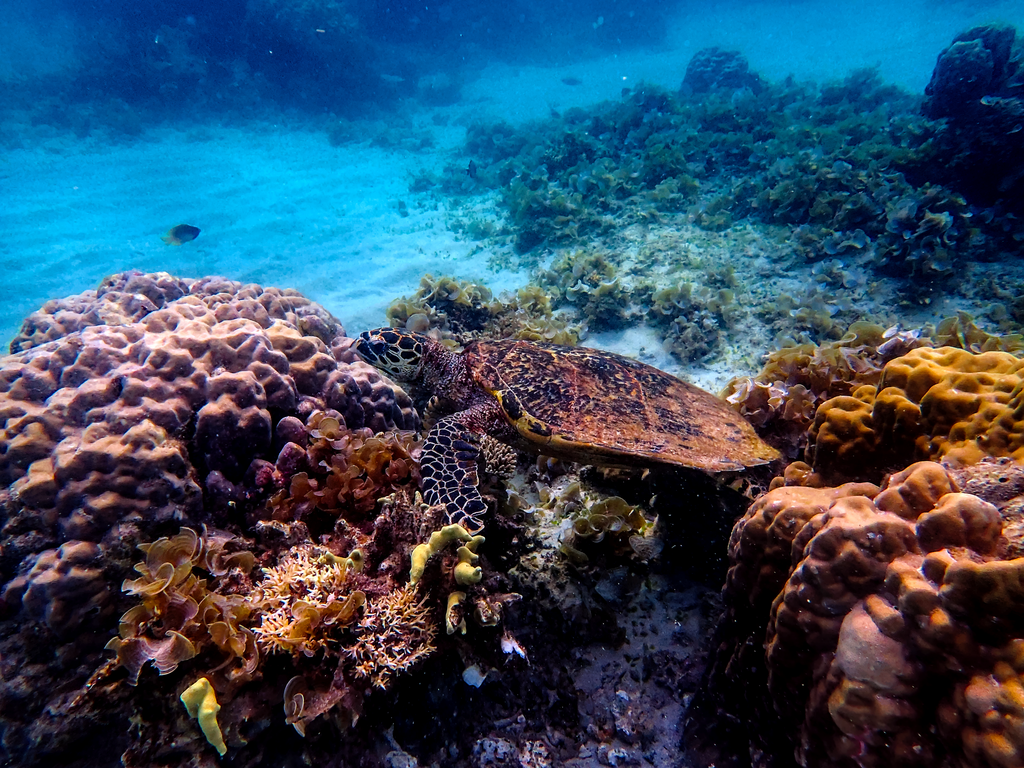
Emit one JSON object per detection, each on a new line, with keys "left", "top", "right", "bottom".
{"left": 106, "top": 527, "right": 256, "bottom": 687}
{"left": 386, "top": 274, "right": 583, "bottom": 347}
{"left": 446, "top": 62, "right": 999, "bottom": 296}
{"left": 266, "top": 410, "right": 422, "bottom": 523}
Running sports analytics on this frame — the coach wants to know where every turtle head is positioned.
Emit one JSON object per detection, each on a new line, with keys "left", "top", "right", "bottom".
{"left": 355, "top": 328, "right": 428, "bottom": 381}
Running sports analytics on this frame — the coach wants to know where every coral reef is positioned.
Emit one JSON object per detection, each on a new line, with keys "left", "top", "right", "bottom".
{"left": 0, "top": 272, "right": 421, "bottom": 765}
{"left": 806, "top": 346, "right": 1024, "bottom": 483}
{"left": 687, "top": 460, "right": 1024, "bottom": 768}
{"left": 0, "top": 271, "right": 785, "bottom": 767}
{"left": 683, "top": 47, "right": 765, "bottom": 94}
{"left": 447, "top": 57, "right": 998, "bottom": 300}
{"left": 924, "top": 24, "right": 1024, "bottom": 210}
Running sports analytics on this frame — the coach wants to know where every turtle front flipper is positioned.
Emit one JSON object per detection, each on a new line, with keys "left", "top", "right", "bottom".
{"left": 421, "top": 414, "right": 490, "bottom": 534}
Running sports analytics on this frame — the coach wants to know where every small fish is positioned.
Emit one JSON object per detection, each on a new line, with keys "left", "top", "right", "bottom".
{"left": 162, "top": 224, "right": 201, "bottom": 245}
{"left": 561, "top": 76, "right": 582, "bottom": 86}
{"left": 466, "top": 160, "right": 478, "bottom": 180}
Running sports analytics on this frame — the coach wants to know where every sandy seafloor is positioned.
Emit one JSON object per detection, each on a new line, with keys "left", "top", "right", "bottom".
{"left": 2, "top": 0, "right": 1023, "bottom": 387}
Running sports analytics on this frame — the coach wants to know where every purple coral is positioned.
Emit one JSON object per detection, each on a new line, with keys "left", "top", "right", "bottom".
{"left": 0, "top": 272, "right": 419, "bottom": 764}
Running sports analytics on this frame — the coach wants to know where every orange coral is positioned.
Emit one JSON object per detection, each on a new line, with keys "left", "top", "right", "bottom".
{"left": 716, "top": 460, "right": 1024, "bottom": 768}
{"left": 807, "top": 346, "right": 1024, "bottom": 483}
{"left": 268, "top": 410, "right": 421, "bottom": 520}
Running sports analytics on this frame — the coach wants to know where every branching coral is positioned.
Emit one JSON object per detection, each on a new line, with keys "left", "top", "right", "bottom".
{"left": 345, "top": 585, "right": 437, "bottom": 689}
{"left": 248, "top": 543, "right": 365, "bottom": 657}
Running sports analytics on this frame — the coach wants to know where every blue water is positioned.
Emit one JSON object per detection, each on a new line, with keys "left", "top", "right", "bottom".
{"left": 3, "top": 2, "right": 1024, "bottom": 766}
{"left": 3, "top": 0, "right": 1022, "bottom": 358}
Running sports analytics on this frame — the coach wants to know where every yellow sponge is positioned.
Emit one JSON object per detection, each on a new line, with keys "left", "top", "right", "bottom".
{"left": 180, "top": 677, "right": 227, "bottom": 756}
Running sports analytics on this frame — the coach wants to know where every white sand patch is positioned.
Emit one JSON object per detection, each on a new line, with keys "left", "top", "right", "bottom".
{"left": 0, "top": 124, "right": 526, "bottom": 346}
{"left": 1, "top": 0, "right": 1015, "bottom": 366}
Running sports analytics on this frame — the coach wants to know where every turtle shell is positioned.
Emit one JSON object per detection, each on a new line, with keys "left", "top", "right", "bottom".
{"left": 463, "top": 339, "right": 779, "bottom": 472}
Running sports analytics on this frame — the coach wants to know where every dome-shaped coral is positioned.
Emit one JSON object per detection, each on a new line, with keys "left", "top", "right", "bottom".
{"left": 690, "top": 460, "right": 1024, "bottom": 768}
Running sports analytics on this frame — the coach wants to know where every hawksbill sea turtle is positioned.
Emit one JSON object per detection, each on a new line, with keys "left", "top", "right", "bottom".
{"left": 355, "top": 328, "right": 779, "bottom": 533}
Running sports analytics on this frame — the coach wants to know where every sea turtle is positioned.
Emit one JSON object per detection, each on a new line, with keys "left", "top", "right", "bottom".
{"left": 355, "top": 328, "right": 779, "bottom": 533}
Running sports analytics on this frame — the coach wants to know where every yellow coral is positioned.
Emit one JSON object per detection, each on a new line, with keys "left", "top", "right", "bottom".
{"left": 454, "top": 544, "right": 482, "bottom": 585}
{"left": 180, "top": 677, "right": 227, "bottom": 756}
{"left": 808, "top": 346, "right": 1024, "bottom": 482}
{"left": 409, "top": 524, "right": 483, "bottom": 585}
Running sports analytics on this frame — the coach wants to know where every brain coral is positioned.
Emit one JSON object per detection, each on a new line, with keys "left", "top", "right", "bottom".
{"left": 689, "top": 459, "right": 1024, "bottom": 768}
{"left": 806, "top": 346, "right": 1024, "bottom": 484}
{"left": 0, "top": 271, "right": 418, "bottom": 763}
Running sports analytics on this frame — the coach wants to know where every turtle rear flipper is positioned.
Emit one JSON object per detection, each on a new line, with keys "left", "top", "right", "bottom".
{"left": 421, "top": 414, "right": 489, "bottom": 533}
